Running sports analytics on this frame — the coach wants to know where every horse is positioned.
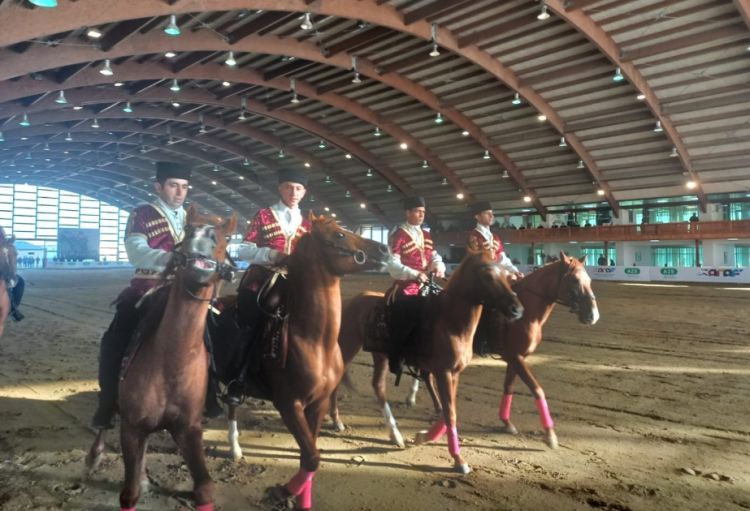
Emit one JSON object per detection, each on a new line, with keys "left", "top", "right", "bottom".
{"left": 85, "top": 206, "right": 237, "bottom": 511}
{"left": 330, "top": 245, "right": 524, "bottom": 474}
{"left": 491, "top": 252, "right": 599, "bottom": 449}
{"left": 0, "top": 236, "right": 18, "bottom": 337}
{"left": 211, "top": 214, "right": 389, "bottom": 510}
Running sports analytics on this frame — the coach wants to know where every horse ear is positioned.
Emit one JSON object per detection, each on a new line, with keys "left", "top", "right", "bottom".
{"left": 559, "top": 250, "right": 568, "bottom": 262}
{"left": 222, "top": 213, "right": 238, "bottom": 235}
{"left": 308, "top": 210, "right": 319, "bottom": 223}
{"left": 186, "top": 204, "right": 198, "bottom": 223}
{"left": 579, "top": 254, "right": 587, "bottom": 264}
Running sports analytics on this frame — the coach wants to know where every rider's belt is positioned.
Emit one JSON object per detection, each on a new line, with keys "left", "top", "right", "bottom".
{"left": 133, "top": 268, "right": 160, "bottom": 278}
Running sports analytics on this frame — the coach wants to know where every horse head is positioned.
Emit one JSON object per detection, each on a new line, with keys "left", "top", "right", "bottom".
{"left": 0, "top": 236, "right": 18, "bottom": 286}
{"left": 172, "top": 205, "right": 238, "bottom": 286}
{"left": 305, "top": 213, "right": 389, "bottom": 275}
{"left": 456, "top": 242, "right": 524, "bottom": 320}
{"left": 557, "top": 251, "right": 599, "bottom": 325}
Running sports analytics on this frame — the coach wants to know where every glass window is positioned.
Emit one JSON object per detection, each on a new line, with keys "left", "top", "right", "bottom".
{"left": 735, "top": 246, "right": 750, "bottom": 268}
{"left": 651, "top": 246, "right": 702, "bottom": 267}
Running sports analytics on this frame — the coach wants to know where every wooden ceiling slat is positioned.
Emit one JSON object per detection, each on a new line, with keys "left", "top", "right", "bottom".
{"left": 227, "top": 12, "right": 290, "bottom": 44}
{"left": 263, "top": 59, "right": 314, "bottom": 81}
{"left": 621, "top": 23, "right": 747, "bottom": 62}
{"left": 403, "top": 0, "right": 475, "bottom": 26}
{"left": 324, "top": 27, "right": 392, "bottom": 57}
{"left": 100, "top": 18, "right": 152, "bottom": 52}
{"left": 171, "top": 51, "right": 216, "bottom": 73}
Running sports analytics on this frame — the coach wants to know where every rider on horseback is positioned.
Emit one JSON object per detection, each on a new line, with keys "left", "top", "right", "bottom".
{"left": 0, "top": 225, "right": 24, "bottom": 322}
{"left": 224, "top": 168, "right": 310, "bottom": 406}
{"left": 467, "top": 201, "right": 523, "bottom": 356}
{"left": 91, "top": 162, "right": 223, "bottom": 430}
{"left": 384, "top": 196, "right": 445, "bottom": 375}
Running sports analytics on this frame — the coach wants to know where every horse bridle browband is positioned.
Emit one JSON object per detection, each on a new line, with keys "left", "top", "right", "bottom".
{"left": 515, "top": 264, "right": 595, "bottom": 312}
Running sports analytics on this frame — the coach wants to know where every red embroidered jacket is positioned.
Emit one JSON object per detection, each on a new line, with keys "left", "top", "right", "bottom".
{"left": 240, "top": 207, "right": 311, "bottom": 292}
{"left": 387, "top": 226, "right": 436, "bottom": 296}
{"left": 467, "top": 228, "right": 504, "bottom": 263}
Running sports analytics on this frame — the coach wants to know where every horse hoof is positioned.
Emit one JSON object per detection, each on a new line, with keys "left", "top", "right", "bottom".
{"left": 389, "top": 429, "right": 405, "bottom": 449}
{"left": 230, "top": 448, "right": 243, "bottom": 461}
{"left": 405, "top": 397, "right": 416, "bottom": 408}
{"left": 546, "top": 430, "right": 559, "bottom": 449}
{"left": 500, "top": 423, "right": 519, "bottom": 435}
{"left": 332, "top": 421, "right": 346, "bottom": 433}
{"left": 454, "top": 462, "right": 471, "bottom": 475}
{"left": 84, "top": 453, "right": 101, "bottom": 476}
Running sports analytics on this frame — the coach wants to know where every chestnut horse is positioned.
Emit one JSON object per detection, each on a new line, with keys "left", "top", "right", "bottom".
{"left": 0, "top": 236, "right": 17, "bottom": 337}
{"left": 212, "top": 214, "right": 389, "bottom": 510}
{"left": 330, "top": 247, "right": 524, "bottom": 474}
{"left": 491, "top": 252, "right": 599, "bottom": 449}
{"left": 86, "top": 207, "right": 237, "bottom": 511}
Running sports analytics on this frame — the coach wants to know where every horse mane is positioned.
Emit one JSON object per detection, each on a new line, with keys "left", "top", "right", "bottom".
{"left": 443, "top": 250, "right": 490, "bottom": 295}
{"left": 132, "top": 285, "right": 173, "bottom": 344}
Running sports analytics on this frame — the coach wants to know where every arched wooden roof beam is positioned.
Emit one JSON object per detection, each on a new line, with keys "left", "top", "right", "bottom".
{"left": 548, "top": 0, "right": 708, "bottom": 213}
{"left": 0, "top": 14, "right": 551, "bottom": 212}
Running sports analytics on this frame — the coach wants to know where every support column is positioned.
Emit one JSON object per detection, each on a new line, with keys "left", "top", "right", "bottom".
{"left": 695, "top": 239, "right": 701, "bottom": 267}
{"left": 529, "top": 242, "right": 536, "bottom": 265}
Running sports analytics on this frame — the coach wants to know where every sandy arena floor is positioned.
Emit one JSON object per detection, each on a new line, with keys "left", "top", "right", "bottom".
{"left": 0, "top": 268, "right": 748, "bottom": 510}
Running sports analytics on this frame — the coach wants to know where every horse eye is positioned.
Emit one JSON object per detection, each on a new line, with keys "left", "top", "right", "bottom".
{"left": 335, "top": 232, "right": 345, "bottom": 239}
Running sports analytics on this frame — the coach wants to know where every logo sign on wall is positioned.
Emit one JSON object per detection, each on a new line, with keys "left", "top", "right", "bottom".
{"left": 624, "top": 268, "right": 640, "bottom": 275}
{"left": 660, "top": 267, "right": 678, "bottom": 277}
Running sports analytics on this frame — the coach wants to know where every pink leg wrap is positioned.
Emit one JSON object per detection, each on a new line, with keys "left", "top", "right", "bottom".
{"left": 499, "top": 394, "right": 513, "bottom": 421}
{"left": 535, "top": 398, "right": 555, "bottom": 429}
{"left": 121, "top": 508, "right": 136, "bottom": 511}
{"left": 286, "top": 469, "right": 315, "bottom": 496}
{"left": 297, "top": 480, "right": 313, "bottom": 510}
{"left": 425, "top": 418, "right": 447, "bottom": 442}
{"left": 447, "top": 426, "right": 460, "bottom": 457}
{"left": 196, "top": 504, "right": 214, "bottom": 511}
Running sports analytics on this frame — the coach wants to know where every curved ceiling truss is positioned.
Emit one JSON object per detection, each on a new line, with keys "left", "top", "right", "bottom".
{"left": 0, "top": 0, "right": 746, "bottom": 224}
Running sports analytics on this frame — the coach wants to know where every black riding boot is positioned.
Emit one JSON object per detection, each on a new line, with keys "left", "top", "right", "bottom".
{"left": 8, "top": 276, "right": 24, "bottom": 321}
{"left": 203, "top": 372, "right": 224, "bottom": 419}
{"left": 91, "top": 329, "right": 129, "bottom": 430}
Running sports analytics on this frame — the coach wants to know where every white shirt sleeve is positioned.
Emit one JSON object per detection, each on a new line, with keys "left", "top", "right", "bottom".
{"left": 125, "top": 235, "right": 172, "bottom": 272}
{"left": 498, "top": 251, "right": 520, "bottom": 274}
{"left": 237, "top": 241, "right": 284, "bottom": 266}
{"left": 429, "top": 251, "right": 445, "bottom": 274}
{"left": 386, "top": 253, "right": 422, "bottom": 280}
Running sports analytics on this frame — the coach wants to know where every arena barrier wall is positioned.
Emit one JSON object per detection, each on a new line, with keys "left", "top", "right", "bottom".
{"left": 515, "top": 265, "right": 750, "bottom": 284}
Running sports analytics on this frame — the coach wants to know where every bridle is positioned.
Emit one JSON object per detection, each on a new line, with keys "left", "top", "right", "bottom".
{"left": 170, "top": 243, "right": 238, "bottom": 302}
{"left": 515, "top": 262, "right": 595, "bottom": 313}
{"left": 320, "top": 233, "right": 368, "bottom": 265}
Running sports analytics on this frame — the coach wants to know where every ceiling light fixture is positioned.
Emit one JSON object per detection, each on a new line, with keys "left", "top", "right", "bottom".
{"left": 597, "top": 189, "right": 605, "bottom": 196}
{"left": 222, "top": 80, "right": 231, "bottom": 87}
{"left": 422, "top": 160, "right": 429, "bottom": 169}
{"left": 523, "top": 195, "right": 532, "bottom": 203}
{"left": 304, "top": 162, "right": 311, "bottom": 168}
{"left": 122, "top": 101, "right": 133, "bottom": 113}
{"left": 345, "top": 190, "right": 351, "bottom": 198}
{"left": 670, "top": 146, "right": 678, "bottom": 157}
{"left": 461, "top": 130, "right": 469, "bottom": 136}
{"left": 511, "top": 92, "right": 522, "bottom": 105}
{"left": 351, "top": 56, "right": 362, "bottom": 84}
{"left": 64, "top": 132, "right": 72, "bottom": 141}
{"left": 537, "top": 4, "right": 550, "bottom": 20}
{"left": 300, "top": 12, "right": 313, "bottom": 31}
{"left": 225, "top": 51, "right": 237, "bottom": 67}
{"left": 483, "top": 149, "right": 490, "bottom": 160}
{"left": 612, "top": 67, "right": 624, "bottom": 82}
{"left": 559, "top": 136, "right": 567, "bottom": 147}
{"left": 387, "top": 184, "right": 393, "bottom": 192}
{"left": 654, "top": 120, "right": 663, "bottom": 132}
{"left": 91, "top": 118, "right": 100, "bottom": 128}
{"left": 55, "top": 90, "right": 67, "bottom": 104}
{"left": 318, "top": 139, "right": 326, "bottom": 149}
{"left": 324, "top": 175, "right": 332, "bottom": 184}
{"left": 434, "top": 112, "right": 444, "bottom": 124}
{"left": 441, "top": 178, "right": 448, "bottom": 186}
{"left": 0, "top": 132, "right": 6, "bottom": 143}
{"left": 99, "top": 59, "right": 114, "bottom": 76}
{"left": 537, "top": 114, "right": 547, "bottom": 122}
{"left": 360, "top": 203, "right": 366, "bottom": 209}
{"left": 169, "top": 78, "right": 180, "bottom": 92}
{"left": 243, "top": 158, "right": 250, "bottom": 166}
{"left": 577, "top": 160, "right": 585, "bottom": 169}
{"left": 374, "top": 126, "right": 382, "bottom": 137}
{"left": 113, "top": 81, "right": 124, "bottom": 87}
{"left": 87, "top": 28, "right": 103, "bottom": 39}
{"left": 278, "top": 148, "right": 285, "bottom": 159}
{"left": 366, "top": 168, "right": 373, "bottom": 177}
{"left": 429, "top": 23, "right": 440, "bottom": 57}
{"left": 18, "top": 113, "right": 30, "bottom": 127}
{"left": 345, "top": 153, "right": 352, "bottom": 159}
{"left": 686, "top": 180, "right": 697, "bottom": 190}
{"left": 290, "top": 78, "right": 300, "bottom": 103}
{"left": 165, "top": 51, "right": 177, "bottom": 58}
{"left": 164, "top": 15, "right": 181, "bottom": 36}
{"left": 456, "top": 193, "right": 464, "bottom": 200}
{"left": 501, "top": 170, "right": 509, "bottom": 178}
{"left": 636, "top": 92, "right": 646, "bottom": 100}
{"left": 399, "top": 142, "right": 408, "bottom": 150}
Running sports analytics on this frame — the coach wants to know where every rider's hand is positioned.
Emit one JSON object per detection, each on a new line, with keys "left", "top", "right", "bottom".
{"left": 416, "top": 272, "right": 429, "bottom": 283}
{"left": 433, "top": 268, "right": 446, "bottom": 279}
